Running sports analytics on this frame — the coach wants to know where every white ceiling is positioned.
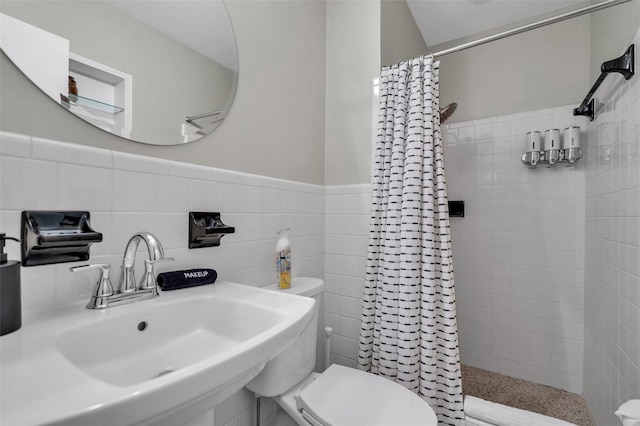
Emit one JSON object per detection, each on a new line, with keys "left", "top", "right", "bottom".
{"left": 406, "top": 0, "right": 586, "bottom": 48}
{"left": 107, "top": 0, "right": 238, "bottom": 72}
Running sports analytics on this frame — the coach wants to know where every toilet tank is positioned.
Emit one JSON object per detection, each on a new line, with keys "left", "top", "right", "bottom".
{"left": 245, "top": 277, "right": 324, "bottom": 397}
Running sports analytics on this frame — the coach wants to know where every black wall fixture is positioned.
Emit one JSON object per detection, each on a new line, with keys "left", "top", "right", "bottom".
{"left": 21, "top": 211, "right": 102, "bottom": 266}
{"left": 448, "top": 201, "right": 465, "bottom": 218}
{"left": 188, "top": 212, "right": 235, "bottom": 249}
{"left": 574, "top": 44, "right": 634, "bottom": 120}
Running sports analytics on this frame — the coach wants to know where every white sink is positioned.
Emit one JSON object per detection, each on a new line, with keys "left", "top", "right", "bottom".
{"left": 0, "top": 281, "right": 315, "bottom": 425}
{"left": 53, "top": 294, "right": 287, "bottom": 387}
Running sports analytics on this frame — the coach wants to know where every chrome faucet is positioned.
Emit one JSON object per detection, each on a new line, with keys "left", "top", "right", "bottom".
{"left": 119, "top": 232, "right": 172, "bottom": 295}
{"left": 71, "top": 231, "right": 173, "bottom": 309}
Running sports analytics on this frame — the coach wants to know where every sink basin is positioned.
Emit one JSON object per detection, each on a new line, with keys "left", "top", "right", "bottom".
{"left": 54, "top": 294, "right": 286, "bottom": 387}
{"left": 0, "top": 281, "right": 315, "bottom": 425}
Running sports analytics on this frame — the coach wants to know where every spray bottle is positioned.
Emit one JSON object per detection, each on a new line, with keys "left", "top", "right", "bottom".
{"left": 276, "top": 228, "right": 291, "bottom": 289}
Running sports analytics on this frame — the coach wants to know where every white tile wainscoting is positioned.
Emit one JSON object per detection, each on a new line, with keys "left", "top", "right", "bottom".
{"left": 324, "top": 184, "right": 372, "bottom": 367}
{"left": 0, "top": 132, "right": 325, "bottom": 311}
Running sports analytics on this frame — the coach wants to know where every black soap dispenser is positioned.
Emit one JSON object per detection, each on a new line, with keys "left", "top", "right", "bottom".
{"left": 0, "top": 234, "right": 21, "bottom": 336}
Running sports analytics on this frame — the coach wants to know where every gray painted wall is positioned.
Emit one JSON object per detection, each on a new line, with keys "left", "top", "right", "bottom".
{"left": 0, "top": 1, "right": 327, "bottom": 185}
{"left": 324, "top": 0, "right": 381, "bottom": 186}
{"left": 381, "top": 0, "right": 428, "bottom": 67}
{"left": 430, "top": 15, "right": 592, "bottom": 124}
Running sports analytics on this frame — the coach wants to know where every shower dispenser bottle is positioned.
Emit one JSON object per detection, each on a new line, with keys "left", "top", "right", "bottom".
{"left": 0, "top": 234, "right": 21, "bottom": 336}
{"left": 276, "top": 228, "right": 291, "bottom": 289}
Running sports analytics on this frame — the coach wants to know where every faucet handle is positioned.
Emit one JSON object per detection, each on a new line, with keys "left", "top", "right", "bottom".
{"left": 70, "top": 264, "right": 114, "bottom": 309}
{"left": 139, "top": 258, "right": 174, "bottom": 291}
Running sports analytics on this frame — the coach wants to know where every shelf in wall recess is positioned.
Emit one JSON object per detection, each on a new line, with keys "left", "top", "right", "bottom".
{"left": 61, "top": 94, "right": 124, "bottom": 115}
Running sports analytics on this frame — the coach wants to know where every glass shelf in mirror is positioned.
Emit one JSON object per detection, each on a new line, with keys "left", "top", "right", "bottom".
{"left": 62, "top": 94, "right": 124, "bottom": 115}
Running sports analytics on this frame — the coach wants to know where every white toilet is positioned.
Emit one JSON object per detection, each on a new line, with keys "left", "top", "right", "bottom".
{"left": 616, "top": 400, "right": 640, "bottom": 426}
{"left": 245, "top": 277, "right": 438, "bottom": 426}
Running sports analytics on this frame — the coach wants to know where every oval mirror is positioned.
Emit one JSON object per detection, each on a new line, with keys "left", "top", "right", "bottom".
{"left": 0, "top": 0, "right": 238, "bottom": 145}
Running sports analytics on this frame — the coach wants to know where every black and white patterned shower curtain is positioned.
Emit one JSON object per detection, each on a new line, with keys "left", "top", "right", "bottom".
{"left": 357, "top": 56, "right": 464, "bottom": 425}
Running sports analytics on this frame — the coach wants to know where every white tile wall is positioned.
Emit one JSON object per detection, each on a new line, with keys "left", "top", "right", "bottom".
{"left": 325, "top": 184, "right": 371, "bottom": 367}
{"left": 444, "top": 105, "right": 589, "bottom": 393}
{"left": 583, "top": 29, "right": 640, "bottom": 426}
{"left": 0, "top": 131, "right": 325, "bottom": 426}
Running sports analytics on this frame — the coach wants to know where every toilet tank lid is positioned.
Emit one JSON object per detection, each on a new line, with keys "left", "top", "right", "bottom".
{"left": 264, "top": 277, "right": 324, "bottom": 297}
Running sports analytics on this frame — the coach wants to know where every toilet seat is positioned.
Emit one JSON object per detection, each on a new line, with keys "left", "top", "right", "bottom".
{"left": 295, "top": 365, "right": 438, "bottom": 426}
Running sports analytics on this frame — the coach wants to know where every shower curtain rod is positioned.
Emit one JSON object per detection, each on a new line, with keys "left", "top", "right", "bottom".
{"left": 431, "top": 0, "right": 632, "bottom": 58}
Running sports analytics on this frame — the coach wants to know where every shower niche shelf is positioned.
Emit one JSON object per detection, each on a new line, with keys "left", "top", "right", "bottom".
{"left": 61, "top": 94, "right": 124, "bottom": 115}
{"left": 65, "top": 53, "right": 132, "bottom": 139}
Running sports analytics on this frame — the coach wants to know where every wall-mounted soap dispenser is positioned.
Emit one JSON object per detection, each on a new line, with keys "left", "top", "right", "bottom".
{"left": 0, "top": 234, "right": 21, "bottom": 336}
{"left": 521, "top": 127, "right": 582, "bottom": 168}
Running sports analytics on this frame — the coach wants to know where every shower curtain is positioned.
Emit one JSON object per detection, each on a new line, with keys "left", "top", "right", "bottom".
{"left": 357, "top": 56, "right": 464, "bottom": 425}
